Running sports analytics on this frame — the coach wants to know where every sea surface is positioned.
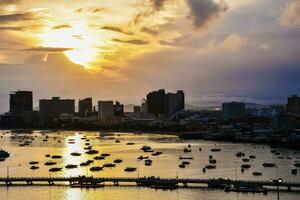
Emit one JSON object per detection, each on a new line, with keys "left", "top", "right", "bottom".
{"left": 0, "top": 130, "right": 299, "bottom": 200}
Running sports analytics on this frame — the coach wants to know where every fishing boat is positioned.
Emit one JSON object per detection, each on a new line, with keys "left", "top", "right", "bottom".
{"left": 30, "top": 166, "right": 39, "bottom": 170}
{"left": 80, "top": 162, "right": 90, "bottom": 166}
{"left": 138, "top": 155, "right": 149, "bottom": 160}
{"left": 262, "top": 162, "right": 276, "bottom": 167}
{"left": 94, "top": 156, "right": 105, "bottom": 160}
{"left": 205, "top": 165, "right": 216, "bottom": 169}
{"left": 210, "top": 148, "right": 221, "bottom": 152}
{"left": 86, "top": 160, "right": 94, "bottom": 164}
{"left": 249, "top": 155, "right": 256, "bottom": 159}
{"left": 126, "top": 142, "right": 135, "bottom": 145}
{"left": 294, "top": 163, "right": 300, "bottom": 167}
{"left": 0, "top": 149, "right": 10, "bottom": 158}
{"left": 84, "top": 146, "right": 92, "bottom": 150}
{"left": 113, "top": 159, "right": 123, "bottom": 163}
{"left": 242, "top": 158, "right": 250, "bottom": 162}
{"left": 65, "top": 164, "right": 78, "bottom": 169}
{"left": 29, "top": 161, "right": 39, "bottom": 165}
{"left": 86, "top": 150, "right": 99, "bottom": 155}
{"left": 183, "top": 148, "right": 191, "bottom": 153}
{"left": 179, "top": 164, "right": 186, "bottom": 168}
{"left": 252, "top": 171, "right": 262, "bottom": 176}
{"left": 71, "top": 152, "right": 81, "bottom": 156}
{"left": 124, "top": 167, "right": 137, "bottom": 172}
{"left": 241, "top": 164, "right": 251, "bottom": 169}
{"left": 209, "top": 159, "right": 217, "bottom": 164}
{"left": 235, "top": 152, "right": 245, "bottom": 157}
{"left": 101, "top": 153, "right": 110, "bottom": 157}
{"left": 179, "top": 156, "right": 194, "bottom": 160}
{"left": 90, "top": 166, "right": 103, "bottom": 171}
{"left": 103, "top": 163, "right": 116, "bottom": 168}
{"left": 49, "top": 167, "right": 62, "bottom": 172}
{"left": 182, "top": 161, "right": 190, "bottom": 165}
{"left": 145, "top": 159, "right": 152, "bottom": 166}
{"left": 151, "top": 152, "right": 162, "bottom": 156}
{"left": 51, "top": 155, "right": 62, "bottom": 159}
{"left": 44, "top": 161, "right": 57, "bottom": 166}
{"left": 291, "top": 169, "right": 297, "bottom": 175}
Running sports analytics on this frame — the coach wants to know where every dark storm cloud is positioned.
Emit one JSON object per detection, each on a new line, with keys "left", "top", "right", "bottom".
{"left": 0, "top": 12, "right": 35, "bottom": 23}
{"left": 185, "top": 0, "right": 228, "bottom": 29}
{"left": 52, "top": 23, "right": 72, "bottom": 30}
{"left": 24, "top": 47, "right": 73, "bottom": 52}
{"left": 101, "top": 26, "right": 134, "bottom": 35}
{"left": 112, "top": 38, "right": 149, "bottom": 45}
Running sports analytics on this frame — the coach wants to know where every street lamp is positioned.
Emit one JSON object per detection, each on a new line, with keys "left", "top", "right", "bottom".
{"left": 271, "top": 178, "right": 284, "bottom": 200}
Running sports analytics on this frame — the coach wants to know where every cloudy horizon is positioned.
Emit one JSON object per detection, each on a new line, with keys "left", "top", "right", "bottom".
{"left": 0, "top": 0, "right": 299, "bottom": 112}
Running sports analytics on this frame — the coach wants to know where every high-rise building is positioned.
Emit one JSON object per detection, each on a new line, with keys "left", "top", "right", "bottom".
{"left": 98, "top": 101, "right": 114, "bottom": 120}
{"left": 222, "top": 102, "right": 246, "bottom": 121}
{"left": 165, "top": 90, "right": 185, "bottom": 116}
{"left": 114, "top": 101, "right": 124, "bottom": 116}
{"left": 147, "top": 89, "right": 166, "bottom": 117}
{"left": 286, "top": 95, "right": 300, "bottom": 114}
{"left": 9, "top": 91, "right": 33, "bottom": 114}
{"left": 134, "top": 106, "right": 141, "bottom": 113}
{"left": 146, "top": 89, "right": 185, "bottom": 117}
{"left": 78, "top": 98, "right": 93, "bottom": 117}
{"left": 141, "top": 98, "right": 148, "bottom": 113}
{"left": 39, "top": 97, "right": 75, "bottom": 124}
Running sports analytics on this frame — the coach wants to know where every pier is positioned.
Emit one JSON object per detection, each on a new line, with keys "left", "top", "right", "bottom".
{"left": 1, "top": 176, "right": 300, "bottom": 192}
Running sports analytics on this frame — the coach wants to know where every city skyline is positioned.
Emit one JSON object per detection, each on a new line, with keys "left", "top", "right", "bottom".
{"left": 0, "top": 0, "right": 300, "bottom": 111}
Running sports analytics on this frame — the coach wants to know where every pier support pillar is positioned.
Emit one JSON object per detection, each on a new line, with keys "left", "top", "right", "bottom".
{"left": 114, "top": 181, "right": 119, "bottom": 186}
{"left": 183, "top": 182, "right": 188, "bottom": 188}
{"left": 26, "top": 181, "right": 33, "bottom": 185}
{"left": 288, "top": 186, "right": 292, "bottom": 191}
{"left": 48, "top": 181, "right": 54, "bottom": 185}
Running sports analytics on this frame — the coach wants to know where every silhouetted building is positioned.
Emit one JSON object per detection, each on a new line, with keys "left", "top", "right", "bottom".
{"left": 146, "top": 89, "right": 185, "bottom": 117}
{"left": 114, "top": 101, "right": 124, "bottom": 116}
{"left": 134, "top": 106, "right": 141, "bottom": 113}
{"left": 147, "top": 89, "right": 166, "bottom": 117}
{"left": 141, "top": 98, "right": 148, "bottom": 113}
{"left": 9, "top": 91, "right": 33, "bottom": 114}
{"left": 98, "top": 101, "right": 114, "bottom": 120}
{"left": 39, "top": 97, "right": 75, "bottom": 124}
{"left": 286, "top": 95, "right": 300, "bottom": 114}
{"left": 78, "top": 98, "right": 93, "bottom": 117}
{"left": 222, "top": 102, "right": 245, "bottom": 121}
{"left": 165, "top": 90, "right": 185, "bottom": 116}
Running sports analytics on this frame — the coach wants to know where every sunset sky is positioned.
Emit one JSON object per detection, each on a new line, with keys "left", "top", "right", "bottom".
{"left": 0, "top": 0, "right": 300, "bottom": 111}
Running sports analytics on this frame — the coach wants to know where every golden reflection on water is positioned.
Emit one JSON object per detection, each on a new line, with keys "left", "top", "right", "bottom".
{"left": 64, "top": 188, "right": 83, "bottom": 200}
{"left": 63, "top": 133, "right": 87, "bottom": 177}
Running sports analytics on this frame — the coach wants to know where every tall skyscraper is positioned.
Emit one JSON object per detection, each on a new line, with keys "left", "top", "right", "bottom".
{"left": 286, "top": 95, "right": 300, "bottom": 114}
{"left": 78, "top": 98, "right": 93, "bottom": 117}
{"left": 146, "top": 89, "right": 185, "bottom": 117}
{"left": 222, "top": 102, "right": 246, "bottom": 121}
{"left": 9, "top": 91, "right": 33, "bottom": 114}
{"left": 165, "top": 90, "right": 185, "bottom": 116}
{"left": 114, "top": 101, "right": 124, "bottom": 116}
{"left": 39, "top": 97, "right": 75, "bottom": 124}
{"left": 147, "top": 89, "right": 166, "bottom": 117}
{"left": 98, "top": 101, "right": 114, "bottom": 120}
